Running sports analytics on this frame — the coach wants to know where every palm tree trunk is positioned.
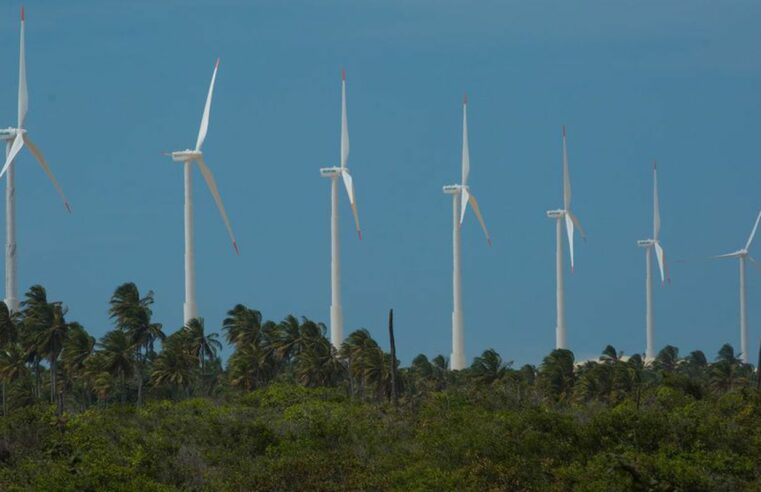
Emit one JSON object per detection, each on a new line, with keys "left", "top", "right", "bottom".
{"left": 50, "top": 356, "right": 57, "bottom": 404}
{"left": 136, "top": 347, "right": 144, "bottom": 407}
{"left": 2, "top": 382, "right": 6, "bottom": 416}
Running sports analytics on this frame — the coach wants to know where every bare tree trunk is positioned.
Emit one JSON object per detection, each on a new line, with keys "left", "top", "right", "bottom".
{"left": 388, "top": 309, "right": 398, "bottom": 408}
{"left": 2, "top": 382, "right": 6, "bottom": 416}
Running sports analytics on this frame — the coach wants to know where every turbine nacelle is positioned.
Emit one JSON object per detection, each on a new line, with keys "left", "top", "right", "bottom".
{"left": 637, "top": 239, "right": 655, "bottom": 248}
{"left": 546, "top": 209, "right": 566, "bottom": 219}
{"left": 0, "top": 128, "right": 24, "bottom": 141}
{"left": 320, "top": 166, "right": 344, "bottom": 178}
{"left": 171, "top": 150, "right": 203, "bottom": 162}
{"left": 443, "top": 184, "right": 467, "bottom": 195}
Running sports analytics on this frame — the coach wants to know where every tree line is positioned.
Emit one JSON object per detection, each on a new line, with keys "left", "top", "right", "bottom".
{"left": 0, "top": 281, "right": 758, "bottom": 417}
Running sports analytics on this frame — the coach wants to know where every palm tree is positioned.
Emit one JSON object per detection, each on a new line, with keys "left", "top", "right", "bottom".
{"left": 183, "top": 318, "right": 222, "bottom": 373}
{"left": 294, "top": 320, "right": 344, "bottom": 387}
{"left": 222, "top": 304, "right": 263, "bottom": 349}
{"left": 151, "top": 331, "right": 196, "bottom": 398}
{"left": 20, "top": 285, "right": 52, "bottom": 399}
{"left": 0, "top": 302, "right": 19, "bottom": 415}
{"left": 599, "top": 345, "right": 622, "bottom": 365}
{"left": 109, "top": 283, "right": 164, "bottom": 406}
{"left": 654, "top": 345, "right": 680, "bottom": 373}
{"left": 538, "top": 349, "right": 576, "bottom": 402}
{"left": 61, "top": 323, "right": 95, "bottom": 410}
{"left": 0, "top": 343, "right": 27, "bottom": 415}
{"left": 21, "top": 286, "right": 72, "bottom": 407}
{"left": 98, "top": 330, "right": 135, "bottom": 403}
{"left": 470, "top": 348, "right": 509, "bottom": 385}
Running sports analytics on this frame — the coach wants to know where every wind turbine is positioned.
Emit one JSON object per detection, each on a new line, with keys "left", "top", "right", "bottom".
{"left": 637, "top": 161, "right": 669, "bottom": 362}
{"left": 443, "top": 95, "right": 491, "bottom": 371}
{"left": 546, "top": 126, "right": 585, "bottom": 350}
{"left": 319, "top": 70, "right": 361, "bottom": 349}
{"left": 712, "top": 208, "right": 761, "bottom": 364}
{"left": 166, "top": 58, "right": 238, "bottom": 324}
{"left": 0, "top": 7, "right": 71, "bottom": 313}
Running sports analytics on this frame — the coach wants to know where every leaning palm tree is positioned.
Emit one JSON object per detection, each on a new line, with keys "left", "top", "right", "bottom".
{"left": 98, "top": 330, "right": 135, "bottom": 403}
{"left": 470, "top": 348, "right": 509, "bottom": 385}
{"left": 108, "top": 283, "right": 164, "bottom": 406}
{"left": 222, "top": 304, "right": 263, "bottom": 349}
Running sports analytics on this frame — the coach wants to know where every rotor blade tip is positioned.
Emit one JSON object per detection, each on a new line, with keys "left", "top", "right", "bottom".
{"left": 487, "top": 238, "right": 492, "bottom": 247}
{"left": 65, "top": 202, "right": 71, "bottom": 214}
{"left": 215, "top": 57, "right": 220, "bottom": 69}
{"left": 463, "top": 93, "right": 468, "bottom": 105}
{"left": 233, "top": 240, "right": 239, "bottom": 256}
{"left": 653, "top": 160, "right": 657, "bottom": 170}
{"left": 562, "top": 125, "right": 566, "bottom": 137}
{"left": 20, "top": 6, "right": 24, "bottom": 21}
{"left": 341, "top": 68, "right": 346, "bottom": 81}
{"left": 357, "top": 230, "right": 362, "bottom": 241}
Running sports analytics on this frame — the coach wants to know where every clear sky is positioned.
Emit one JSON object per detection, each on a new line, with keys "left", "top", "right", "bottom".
{"left": 1, "top": 0, "right": 760, "bottom": 366}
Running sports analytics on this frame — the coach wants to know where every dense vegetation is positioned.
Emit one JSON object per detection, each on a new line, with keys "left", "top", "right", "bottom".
{"left": 0, "top": 282, "right": 760, "bottom": 490}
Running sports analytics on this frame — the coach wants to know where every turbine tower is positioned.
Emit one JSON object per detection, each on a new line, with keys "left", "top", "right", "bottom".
{"left": 166, "top": 58, "right": 238, "bottom": 324}
{"left": 546, "top": 126, "right": 585, "bottom": 350}
{"left": 0, "top": 7, "right": 71, "bottom": 313}
{"left": 712, "top": 208, "right": 761, "bottom": 364}
{"left": 320, "top": 70, "right": 361, "bottom": 349}
{"left": 637, "top": 161, "right": 669, "bottom": 362}
{"left": 443, "top": 95, "right": 491, "bottom": 371}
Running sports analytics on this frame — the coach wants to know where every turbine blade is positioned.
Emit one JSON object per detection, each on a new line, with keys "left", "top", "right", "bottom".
{"left": 654, "top": 241, "right": 666, "bottom": 284}
{"left": 562, "top": 126, "right": 571, "bottom": 210}
{"left": 460, "top": 187, "right": 470, "bottom": 225}
{"left": 196, "top": 156, "right": 238, "bottom": 254}
{"left": 340, "top": 70, "right": 349, "bottom": 168}
{"left": 195, "top": 58, "right": 219, "bottom": 152}
{"left": 564, "top": 213, "right": 575, "bottom": 271}
{"left": 569, "top": 211, "right": 586, "bottom": 239}
{"left": 341, "top": 170, "right": 361, "bottom": 239}
{"left": 653, "top": 161, "right": 661, "bottom": 240}
{"left": 24, "top": 135, "right": 71, "bottom": 212}
{"left": 744, "top": 208, "right": 761, "bottom": 251}
{"left": 712, "top": 251, "right": 743, "bottom": 259}
{"left": 461, "top": 94, "right": 470, "bottom": 187}
{"left": 18, "top": 8, "right": 28, "bottom": 129}
{"left": 0, "top": 134, "right": 24, "bottom": 179}
{"left": 468, "top": 192, "right": 491, "bottom": 246}
{"left": 748, "top": 256, "right": 761, "bottom": 275}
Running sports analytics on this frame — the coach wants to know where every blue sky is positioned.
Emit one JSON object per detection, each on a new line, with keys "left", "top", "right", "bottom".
{"left": 1, "top": 0, "right": 760, "bottom": 366}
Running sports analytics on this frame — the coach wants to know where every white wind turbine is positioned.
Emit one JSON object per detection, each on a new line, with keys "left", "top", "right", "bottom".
{"left": 712, "top": 208, "right": 761, "bottom": 364}
{"left": 443, "top": 95, "right": 491, "bottom": 371}
{"left": 320, "top": 70, "right": 361, "bottom": 349}
{"left": 546, "top": 126, "right": 585, "bottom": 350}
{"left": 637, "top": 161, "right": 669, "bottom": 362}
{"left": 166, "top": 58, "right": 238, "bottom": 324}
{"left": 0, "top": 7, "right": 71, "bottom": 313}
